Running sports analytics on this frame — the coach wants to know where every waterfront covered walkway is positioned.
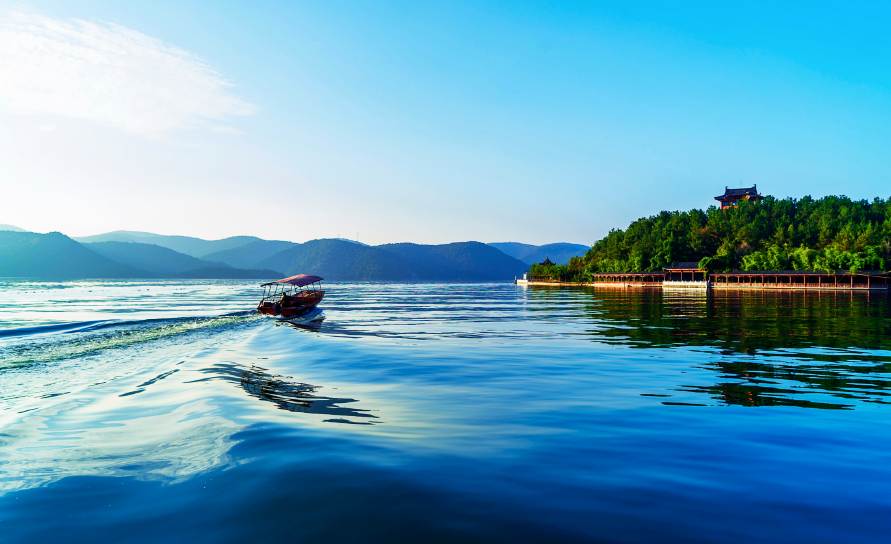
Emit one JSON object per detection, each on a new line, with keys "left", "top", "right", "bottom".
{"left": 709, "top": 270, "right": 890, "bottom": 290}
{"left": 523, "top": 266, "right": 891, "bottom": 291}
{"left": 590, "top": 272, "right": 664, "bottom": 286}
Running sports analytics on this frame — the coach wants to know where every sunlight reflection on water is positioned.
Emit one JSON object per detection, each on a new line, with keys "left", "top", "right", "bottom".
{"left": 0, "top": 280, "right": 890, "bottom": 543}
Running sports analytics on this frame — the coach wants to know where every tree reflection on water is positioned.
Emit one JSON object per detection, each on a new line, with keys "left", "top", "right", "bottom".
{"left": 531, "top": 287, "right": 891, "bottom": 409}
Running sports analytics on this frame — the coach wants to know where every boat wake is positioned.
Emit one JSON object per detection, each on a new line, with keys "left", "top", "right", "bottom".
{"left": 0, "top": 311, "right": 262, "bottom": 369}
{"left": 273, "top": 307, "right": 324, "bottom": 323}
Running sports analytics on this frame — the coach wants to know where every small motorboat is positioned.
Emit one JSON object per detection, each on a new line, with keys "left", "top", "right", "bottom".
{"left": 257, "top": 274, "right": 325, "bottom": 319}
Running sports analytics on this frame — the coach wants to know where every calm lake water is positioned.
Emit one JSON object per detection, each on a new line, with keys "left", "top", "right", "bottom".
{"left": 1, "top": 280, "right": 890, "bottom": 543}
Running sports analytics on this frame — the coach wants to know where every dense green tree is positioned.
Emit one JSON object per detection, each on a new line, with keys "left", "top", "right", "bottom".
{"left": 580, "top": 195, "right": 891, "bottom": 275}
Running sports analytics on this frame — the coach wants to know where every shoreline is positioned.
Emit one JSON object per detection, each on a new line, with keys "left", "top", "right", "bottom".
{"left": 515, "top": 279, "right": 889, "bottom": 291}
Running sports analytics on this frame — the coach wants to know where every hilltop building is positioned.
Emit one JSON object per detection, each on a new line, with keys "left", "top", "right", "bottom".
{"left": 715, "top": 185, "right": 762, "bottom": 209}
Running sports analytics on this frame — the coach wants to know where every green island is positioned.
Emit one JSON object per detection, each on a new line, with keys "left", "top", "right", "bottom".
{"left": 531, "top": 194, "right": 891, "bottom": 282}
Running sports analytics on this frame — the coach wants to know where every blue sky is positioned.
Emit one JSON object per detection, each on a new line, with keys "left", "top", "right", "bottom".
{"left": 1, "top": 1, "right": 889, "bottom": 245}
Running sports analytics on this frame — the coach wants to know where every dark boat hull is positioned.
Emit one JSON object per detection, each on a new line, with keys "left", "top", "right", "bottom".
{"left": 257, "top": 291, "right": 324, "bottom": 319}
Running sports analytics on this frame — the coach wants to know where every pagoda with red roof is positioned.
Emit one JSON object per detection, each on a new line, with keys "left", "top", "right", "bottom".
{"left": 715, "top": 185, "right": 763, "bottom": 209}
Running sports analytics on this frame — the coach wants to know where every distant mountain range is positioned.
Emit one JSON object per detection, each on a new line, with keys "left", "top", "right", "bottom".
{"left": 86, "top": 241, "right": 233, "bottom": 274}
{"left": 0, "top": 224, "right": 27, "bottom": 232}
{"left": 0, "top": 232, "right": 279, "bottom": 279}
{"left": 0, "top": 227, "right": 589, "bottom": 281}
{"left": 488, "top": 242, "right": 589, "bottom": 265}
{"left": 379, "top": 242, "right": 527, "bottom": 281}
{"left": 257, "top": 240, "right": 527, "bottom": 281}
{"left": 202, "top": 240, "right": 298, "bottom": 268}
{"left": 0, "top": 232, "right": 146, "bottom": 278}
{"left": 72, "top": 231, "right": 264, "bottom": 257}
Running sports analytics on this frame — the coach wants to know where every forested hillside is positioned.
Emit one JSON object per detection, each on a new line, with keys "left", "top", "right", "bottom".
{"left": 257, "top": 239, "right": 528, "bottom": 281}
{"left": 0, "top": 232, "right": 283, "bottom": 279}
{"left": 0, "top": 231, "right": 146, "bottom": 278}
{"left": 530, "top": 195, "right": 891, "bottom": 280}
{"left": 202, "top": 240, "right": 297, "bottom": 268}
{"left": 488, "top": 242, "right": 589, "bottom": 265}
{"left": 380, "top": 242, "right": 528, "bottom": 280}
{"left": 86, "top": 241, "right": 230, "bottom": 274}
{"left": 257, "top": 239, "right": 415, "bottom": 280}
{"left": 170, "top": 266, "right": 282, "bottom": 279}
{"left": 74, "top": 231, "right": 262, "bottom": 258}
{"left": 579, "top": 196, "right": 891, "bottom": 275}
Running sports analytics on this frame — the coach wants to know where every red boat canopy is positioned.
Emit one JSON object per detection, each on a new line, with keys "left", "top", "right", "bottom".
{"left": 261, "top": 274, "right": 323, "bottom": 287}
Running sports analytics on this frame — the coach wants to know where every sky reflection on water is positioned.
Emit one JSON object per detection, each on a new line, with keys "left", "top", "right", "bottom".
{"left": 568, "top": 287, "right": 891, "bottom": 409}
{"left": 0, "top": 281, "right": 890, "bottom": 543}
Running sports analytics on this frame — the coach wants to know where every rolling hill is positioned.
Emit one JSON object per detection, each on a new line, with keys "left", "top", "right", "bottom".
{"left": 73, "top": 231, "right": 263, "bottom": 258}
{"left": 256, "top": 239, "right": 416, "bottom": 281}
{"left": 0, "top": 232, "right": 283, "bottom": 279}
{"left": 0, "top": 224, "right": 27, "bottom": 232}
{"left": 170, "top": 267, "right": 283, "bottom": 279}
{"left": 202, "top": 240, "right": 297, "bottom": 269}
{"left": 85, "top": 241, "right": 232, "bottom": 275}
{"left": 256, "top": 239, "right": 528, "bottom": 281}
{"left": 379, "top": 242, "right": 528, "bottom": 280}
{"left": 0, "top": 231, "right": 147, "bottom": 278}
{"left": 6, "top": 227, "right": 569, "bottom": 281}
{"left": 488, "top": 242, "right": 590, "bottom": 265}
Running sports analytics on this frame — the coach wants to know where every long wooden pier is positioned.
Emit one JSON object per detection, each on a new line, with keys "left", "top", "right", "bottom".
{"left": 516, "top": 270, "right": 890, "bottom": 290}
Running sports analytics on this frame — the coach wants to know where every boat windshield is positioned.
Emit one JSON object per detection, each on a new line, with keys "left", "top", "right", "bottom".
{"left": 260, "top": 280, "right": 322, "bottom": 303}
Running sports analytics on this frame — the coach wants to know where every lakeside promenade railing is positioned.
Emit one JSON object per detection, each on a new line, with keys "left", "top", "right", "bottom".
{"left": 710, "top": 271, "right": 889, "bottom": 290}
{"left": 520, "top": 270, "right": 890, "bottom": 291}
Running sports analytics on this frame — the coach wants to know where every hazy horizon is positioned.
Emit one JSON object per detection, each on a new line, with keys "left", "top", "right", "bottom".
{"left": 0, "top": 225, "right": 591, "bottom": 247}
{"left": 2, "top": 2, "right": 890, "bottom": 245}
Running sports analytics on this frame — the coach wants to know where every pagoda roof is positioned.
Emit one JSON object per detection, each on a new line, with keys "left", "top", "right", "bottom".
{"left": 716, "top": 185, "right": 761, "bottom": 200}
